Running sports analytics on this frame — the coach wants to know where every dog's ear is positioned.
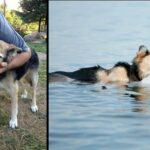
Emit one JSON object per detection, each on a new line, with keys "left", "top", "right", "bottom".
{"left": 0, "top": 40, "right": 9, "bottom": 52}
{"left": 5, "top": 47, "right": 22, "bottom": 63}
{"left": 134, "top": 45, "right": 149, "bottom": 63}
{"left": 9, "top": 44, "right": 22, "bottom": 53}
{"left": 137, "top": 45, "right": 149, "bottom": 56}
{"left": 6, "top": 47, "right": 22, "bottom": 56}
{"left": 139, "top": 45, "right": 147, "bottom": 51}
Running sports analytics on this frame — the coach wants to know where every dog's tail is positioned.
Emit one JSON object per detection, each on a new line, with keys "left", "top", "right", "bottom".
{"left": 49, "top": 71, "right": 74, "bottom": 82}
{"left": 49, "top": 65, "right": 104, "bottom": 83}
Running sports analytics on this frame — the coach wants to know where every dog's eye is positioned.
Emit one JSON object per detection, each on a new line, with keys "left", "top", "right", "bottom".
{"left": 17, "top": 50, "right": 22, "bottom": 54}
{"left": 8, "top": 48, "right": 15, "bottom": 52}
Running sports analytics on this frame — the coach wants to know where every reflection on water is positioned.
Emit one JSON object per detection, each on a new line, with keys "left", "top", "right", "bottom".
{"left": 126, "top": 83, "right": 150, "bottom": 112}
{"left": 49, "top": 82, "right": 150, "bottom": 150}
{"left": 49, "top": 1, "right": 150, "bottom": 150}
{"left": 127, "top": 85, "right": 150, "bottom": 101}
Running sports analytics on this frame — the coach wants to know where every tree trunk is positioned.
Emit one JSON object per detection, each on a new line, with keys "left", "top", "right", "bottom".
{"left": 3, "top": 0, "right": 6, "bottom": 16}
{"left": 44, "top": 18, "right": 47, "bottom": 32}
{"left": 38, "top": 17, "right": 42, "bottom": 32}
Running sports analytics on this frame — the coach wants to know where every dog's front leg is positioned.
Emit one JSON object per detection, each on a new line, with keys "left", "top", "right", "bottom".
{"left": 9, "top": 81, "right": 19, "bottom": 128}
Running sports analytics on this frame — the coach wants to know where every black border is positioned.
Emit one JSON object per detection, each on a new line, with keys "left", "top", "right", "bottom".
{"left": 47, "top": 0, "right": 49, "bottom": 150}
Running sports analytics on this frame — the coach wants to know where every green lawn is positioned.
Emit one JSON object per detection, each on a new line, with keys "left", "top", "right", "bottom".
{"left": 27, "top": 41, "right": 47, "bottom": 53}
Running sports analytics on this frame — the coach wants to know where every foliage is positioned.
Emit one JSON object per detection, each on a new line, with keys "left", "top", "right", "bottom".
{"left": 0, "top": 0, "right": 47, "bottom": 35}
{"left": 6, "top": 10, "right": 23, "bottom": 28}
{"left": 0, "top": 5, "right": 39, "bottom": 36}
{"left": 6, "top": 10, "right": 39, "bottom": 36}
{"left": 20, "top": 0, "right": 47, "bottom": 22}
{"left": 19, "top": 22, "right": 39, "bottom": 35}
{"left": 0, "top": 4, "right": 4, "bottom": 13}
{"left": 19, "top": 0, "right": 47, "bottom": 32}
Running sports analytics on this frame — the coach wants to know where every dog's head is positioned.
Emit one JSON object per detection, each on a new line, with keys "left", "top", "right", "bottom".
{"left": 133, "top": 45, "right": 150, "bottom": 79}
{"left": 0, "top": 40, "right": 22, "bottom": 63}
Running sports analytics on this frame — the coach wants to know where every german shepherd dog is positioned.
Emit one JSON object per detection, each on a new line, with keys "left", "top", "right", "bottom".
{"left": 0, "top": 40, "right": 39, "bottom": 128}
{"left": 49, "top": 45, "right": 150, "bottom": 84}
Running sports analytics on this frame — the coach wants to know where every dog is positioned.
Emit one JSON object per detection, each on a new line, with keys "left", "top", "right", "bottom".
{"left": 49, "top": 45, "right": 150, "bottom": 84}
{"left": 0, "top": 40, "right": 39, "bottom": 129}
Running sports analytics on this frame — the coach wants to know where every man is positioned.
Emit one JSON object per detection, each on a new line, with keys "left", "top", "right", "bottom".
{"left": 0, "top": 12, "right": 31, "bottom": 73}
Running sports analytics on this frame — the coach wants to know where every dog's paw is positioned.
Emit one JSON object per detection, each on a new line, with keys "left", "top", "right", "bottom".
{"left": 31, "top": 105, "right": 38, "bottom": 112}
{"left": 9, "top": 119, "right": 18, "bottom": 129}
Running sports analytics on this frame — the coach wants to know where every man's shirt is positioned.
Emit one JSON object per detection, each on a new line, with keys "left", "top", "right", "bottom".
{"left": 0, "top": 12, "right": 29, "bottom": 52}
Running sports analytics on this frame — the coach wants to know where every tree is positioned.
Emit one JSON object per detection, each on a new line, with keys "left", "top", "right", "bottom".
{"left": 19, "top": 0, "right": 47, "bottom": 32}
{"left": 6, "top": 10, "right": 23, "bottom": 27}
{"left": 3, "top": 0, "right": 6, "bottom": 16}
{"left": 0, "top": 1, "right": 6, "bottom": 16}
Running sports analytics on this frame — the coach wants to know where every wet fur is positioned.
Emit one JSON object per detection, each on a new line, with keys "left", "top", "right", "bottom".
{"left": 0, "top": 40, "right": 39, "bottom": 128}
{"left": 49, "top": 45, "right": 150, "bottom": 84}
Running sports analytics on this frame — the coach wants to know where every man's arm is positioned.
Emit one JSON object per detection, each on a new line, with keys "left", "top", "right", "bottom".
{"left": 7, "top": 50, "right": 31, "bottom": 70}
{"left": 0, "top": 50, "right": 31, "bottom": 73}
{"left": 0, "top": 12, "right": 32, "bottom": 73}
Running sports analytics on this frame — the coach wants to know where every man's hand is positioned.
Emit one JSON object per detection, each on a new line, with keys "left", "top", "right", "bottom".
{"left": 0, "top": 62, "right": 8, "bottom": 73}
{"left": 0, "top": 62, "right": 7, "bottom": 68}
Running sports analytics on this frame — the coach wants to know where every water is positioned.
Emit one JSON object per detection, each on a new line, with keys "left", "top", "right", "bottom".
{"left": 49, "top": 1, "right": 150, "bottom": 150}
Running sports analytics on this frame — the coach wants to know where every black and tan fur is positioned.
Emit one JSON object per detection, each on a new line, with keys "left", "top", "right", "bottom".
{"left": 0, "top": 40, "right": 39, "bottom": 129}
{"left": 49, "top": 45, "right": 150, "bottom": 84}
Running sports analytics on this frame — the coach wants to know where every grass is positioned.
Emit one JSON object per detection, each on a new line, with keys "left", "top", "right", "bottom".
{"left": 0, "top": 109, "right": 9, "bottom": 127}
{"left": 39, "top": 61, "right": 47, "bottom": 86}
{"left": 27, "top": 41, "right": 47, "bottom": 53}
{"left": 0, "top": 42, "right": 47, "bottom": 150}
{"left": 0, "top": 128, "right": 46, "bottom": 150}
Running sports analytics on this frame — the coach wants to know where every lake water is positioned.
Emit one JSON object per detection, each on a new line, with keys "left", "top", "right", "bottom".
{"left": 49, "top": 1, "right": 150, "bottom": 150}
